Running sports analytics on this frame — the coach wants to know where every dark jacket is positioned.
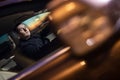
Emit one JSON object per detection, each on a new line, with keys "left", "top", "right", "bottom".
{"left": 19, "top": 34, "right": 49, "bottom": 60}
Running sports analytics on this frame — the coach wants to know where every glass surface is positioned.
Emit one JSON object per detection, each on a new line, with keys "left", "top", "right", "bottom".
{"left": 49, "top": 0, "right": 114, "bottom": 56}
{"left": 0, "top": 0, "right": 120, "bottom": 79}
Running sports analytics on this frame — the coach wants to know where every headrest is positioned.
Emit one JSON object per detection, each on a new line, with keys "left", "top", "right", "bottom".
{"left": 22, "top": 12, "right": 51, "bottom": 31}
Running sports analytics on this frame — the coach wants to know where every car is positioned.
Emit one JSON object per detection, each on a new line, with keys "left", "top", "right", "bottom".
{"left": 0, "top": 0, "right": 120, "bottom": 80}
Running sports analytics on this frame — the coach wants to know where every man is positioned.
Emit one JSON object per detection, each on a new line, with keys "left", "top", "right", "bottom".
{"left": 15, "top": 23, "right": 50, "bottom": 60}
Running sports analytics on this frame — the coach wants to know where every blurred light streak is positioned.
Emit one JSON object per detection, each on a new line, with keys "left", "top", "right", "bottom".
{"left": 80, "top": 61, "right": 86, "bottom": 66}
{"left": 50, "top": 0, "right": 114, "bottom": 56}
{"left": 46, "top": 0, "right": 68, "bottom": 10}
{"left": 81, "top": 0, "right": 112, "bottom": 8}
{"left": 57, "top": 15, "right": 82, "bottom": 35}
{"left": 51, "top": 60, "right": 86, "bottom": 80}
{"left": 49, "top": 2, "right": 77, "bottom": 23}
{"left": 65, "top": 2, "right": 76, "bottom": 11}
{"left": 86, "top": 38, "right": 94, "bottom": 46}
{"left": 54, "top": 14, "right": 113, "bottom": 56}
{"left": 49, "top": 1, "right": 88, "bottom": 25}
{"left": 14, "top": 47, "right": 71, "bottom": 80}
{"left": 114, "top": 18, "right": 120, "bottom": 32}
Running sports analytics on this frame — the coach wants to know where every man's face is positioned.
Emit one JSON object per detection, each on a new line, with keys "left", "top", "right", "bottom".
{"left": 17, "top": 24, "right": 31, "bottom": 40}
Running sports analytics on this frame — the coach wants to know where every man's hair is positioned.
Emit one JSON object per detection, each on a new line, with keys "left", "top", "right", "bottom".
{"left": 14, "top": 23, "right": 20, "bottom": 34}
{"left": 14, "top": 14, "right": 33, "bottom": 33}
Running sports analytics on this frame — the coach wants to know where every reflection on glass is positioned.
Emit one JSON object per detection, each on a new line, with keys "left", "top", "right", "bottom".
{"left": 50, "top": 0, "right": 114, "bottom": 56}
{"left": 49, "top": 0, "right": 88, "bottom": 26}
{"left": 51, "top": 60, "right": 86, "bottom": 80}
{"left": 81, "top": 0, "right": 112, "bottom": 8}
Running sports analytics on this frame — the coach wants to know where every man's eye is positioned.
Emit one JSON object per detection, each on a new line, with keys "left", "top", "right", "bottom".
{"left": 23, "top": 28, "right": 26, "bottom": 30}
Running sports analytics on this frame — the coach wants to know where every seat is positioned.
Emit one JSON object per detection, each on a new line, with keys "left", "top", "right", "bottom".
{"left": 0, "top": 33, "right": 15, "bottom": 60}
{"left": 0, "top": 33, "right": 17, "bottom": 71}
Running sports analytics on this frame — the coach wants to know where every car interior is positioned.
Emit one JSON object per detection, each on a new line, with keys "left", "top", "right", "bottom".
{"left": 0, "top": 0, "right": 120, "bottom": 80}
{"left": 0, "top": 0, "right": 63, "bottom": 70}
